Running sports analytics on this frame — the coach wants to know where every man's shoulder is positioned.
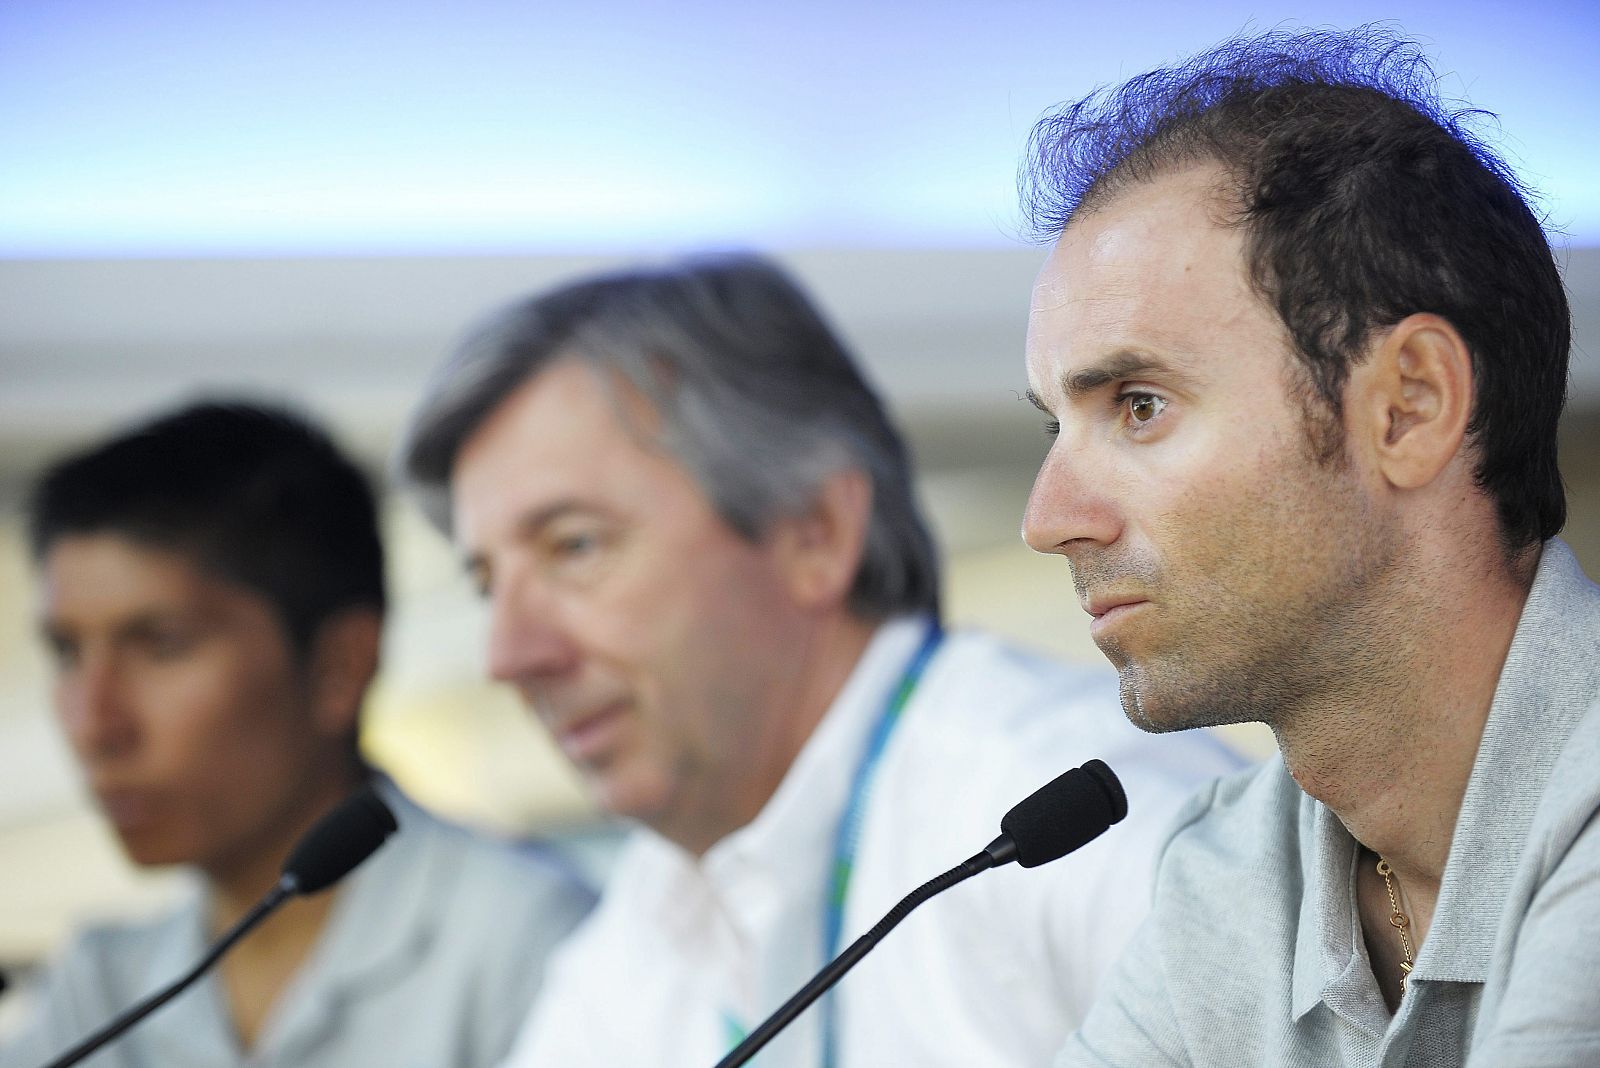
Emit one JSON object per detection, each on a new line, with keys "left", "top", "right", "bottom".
{"left": 409, "top": 801, "right": 591, "bottom": 896}
{"left": 319, "top": 792, "right": 596, "bottom": 1034}
{"left": 1525, "top": 689, "right": 1600, "bottom": 861}
{"left": 1153, "top": 756, "right": 1308, "bottom": 899}
{"left": 21, "top": 892, "right": 200, "bottom": 1026}
{"left": 375, "top": 790, "right": 597, "bottom": 936}
{"left": 57, "top": 903, "right": 189, "bottom": 974}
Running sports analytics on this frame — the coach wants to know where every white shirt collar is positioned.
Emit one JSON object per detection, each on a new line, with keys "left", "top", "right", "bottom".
{"left": 636, "top": 615, "right": 933, "bottom": 938}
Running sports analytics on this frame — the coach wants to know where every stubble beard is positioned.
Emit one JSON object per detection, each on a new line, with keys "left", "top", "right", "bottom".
{"left": 1081, "top": 442, "right": 1405, "bottom": 737}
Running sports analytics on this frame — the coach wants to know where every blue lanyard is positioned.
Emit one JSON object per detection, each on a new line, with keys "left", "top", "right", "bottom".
{"left": 818, "top": 619, "right": 944, "bottom": 1068}
{"left": 718, "top": 620, "right": 944, "bottom": 1066}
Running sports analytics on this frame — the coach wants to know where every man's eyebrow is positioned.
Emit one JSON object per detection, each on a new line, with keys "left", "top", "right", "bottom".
{"left": 37, "top": 610, "right": 188, "bottom": 646}
{"left": 1024, "top": 388, "right": 1051, "bottom": 414}
{"left": 1061, "top": 353, "right": 1180, "bottom": 399}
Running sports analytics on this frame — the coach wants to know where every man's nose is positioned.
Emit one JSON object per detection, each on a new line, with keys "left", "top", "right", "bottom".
{"left": 1022, "top": 439, "right": 1123, "bottom": 557}
{"left": 485, "top": 580, "right": 580, "bottom": 687}
{"left": 58, "top": 652, "right": 139, "bottom": 760}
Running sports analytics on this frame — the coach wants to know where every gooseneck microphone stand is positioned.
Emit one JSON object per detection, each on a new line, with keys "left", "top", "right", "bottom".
{"left": 713, "top": 758, "right": 1127, "bottom": 1068}
{"left": 35, "top": 785, "right": 398, "bottom": 1068}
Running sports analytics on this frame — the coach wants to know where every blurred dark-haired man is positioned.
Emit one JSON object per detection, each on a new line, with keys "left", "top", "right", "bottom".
{"left": 1017, "top": 27, "right": 1598, "bottom": 1066}
{"left": 399, "top": 252, "right": 1242, "bottom": 1067}
{"left": 1, "top": 401, "right": 593, "bottom": 1068}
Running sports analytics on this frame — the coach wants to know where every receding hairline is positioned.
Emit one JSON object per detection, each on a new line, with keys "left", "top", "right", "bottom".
{"left": 1065, "top": 156, "right": 1249, "bottom": 239}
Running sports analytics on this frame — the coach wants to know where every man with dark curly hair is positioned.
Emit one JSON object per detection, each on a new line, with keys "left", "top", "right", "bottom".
{"left": 1020, "top": 26, "right": 1595, "bottom": 1067}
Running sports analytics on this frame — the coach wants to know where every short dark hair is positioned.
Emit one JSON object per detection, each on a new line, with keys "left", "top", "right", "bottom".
{"left": 400, "top": 252, "right": 941, "bottom": 619}
{"left": 29, "top": 401, "right": 387, "bottom": 654}
{"left": 1021, "top": 25, "right": 1570, "bottom": 553}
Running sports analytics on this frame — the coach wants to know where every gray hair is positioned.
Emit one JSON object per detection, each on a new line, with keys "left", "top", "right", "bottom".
{"left": 398, "top": 252, "right": 940, "bottom": 619}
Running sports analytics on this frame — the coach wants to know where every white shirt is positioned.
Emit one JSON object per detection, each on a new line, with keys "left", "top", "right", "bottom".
{"left": 0, "top": 783, "right": 596, "bottom": 1068}
{"left": 501, "top": 618, "right": 1245, "bottom": 1068}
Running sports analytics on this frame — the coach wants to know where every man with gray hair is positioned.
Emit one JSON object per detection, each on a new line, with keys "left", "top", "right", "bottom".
{"left": 400, "top": 252, "right": 1240, "bottom": 1066}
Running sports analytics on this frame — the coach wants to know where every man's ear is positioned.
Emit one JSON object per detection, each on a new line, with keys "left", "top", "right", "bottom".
{"left": 1351, "top": 313, "right": 1475, "bottom": 490}
{"left": 304, "top": 607, "right": 382, "bottom": 738}
{"left": 773, "top": 468, "right": 874, "bottom": 610}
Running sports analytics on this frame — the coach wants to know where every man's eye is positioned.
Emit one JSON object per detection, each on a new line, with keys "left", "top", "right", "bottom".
{"left": 545, "top": 528, "right": 614, "bottom": 578}
{"left": 144, "top": 631, "right": 197, "bottom": 660}
{"left": 1043, "top": 419, "right": 1061, "bottom": 438}
{"left": 1126, "top": 394, "right": 1167, "bottom": 424}
{"left": 46, "top": 635, "right": 79, "bottom": 670}
{"left": 554, "top": 533, "right": 600, "bottom": 557}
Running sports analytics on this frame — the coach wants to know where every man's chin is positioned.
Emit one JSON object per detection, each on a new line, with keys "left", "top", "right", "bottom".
{"left": 1116, "top": 666, "right": 1207, "bottom": 735}
{"left": 1118, "top": 667, "right": 1266, "bottom": 735}
{"left": 588, "top": 771, "right": 672, "bottom": 828}
{"left": 114, "top": 832, "right": 189, "bottom": 870}
{"left": 1121, "top": 689, "right": 1176, "bottom": 734}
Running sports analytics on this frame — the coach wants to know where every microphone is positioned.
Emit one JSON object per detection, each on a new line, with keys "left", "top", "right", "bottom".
{"left": 713, "top": 759, "right": 1127, "bottom": 1068}
{"left": 280, "top": 783, "right": 399, "bottom": 894}
{"left": 35, "top": 784, "right": 398, "bottom": 1068}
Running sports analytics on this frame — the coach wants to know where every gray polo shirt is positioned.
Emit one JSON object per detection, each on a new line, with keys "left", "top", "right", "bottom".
{"left": 0, "top": 782, "right": 596, "bottom": 1068}
{"left": 1057, "top": 539, "right": 1600, "bottom": 1068}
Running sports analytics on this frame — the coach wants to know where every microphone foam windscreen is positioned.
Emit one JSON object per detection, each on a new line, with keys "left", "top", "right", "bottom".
{"left": 282, "top": 784, "right": 399, "bottom": 894}
{"left": 1000, "top": 759, "right": 1128, "bottom": 868}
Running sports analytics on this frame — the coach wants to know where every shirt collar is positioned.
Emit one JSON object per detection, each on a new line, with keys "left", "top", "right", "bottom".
{"left": 703, "top": 615, "right": 931, "bottom": 891}
{"left": 1291, "top": 798, "right": 1361, "bottom": 1021}
{"left": 1423, "top": 539, "right": 1600, "bottom": 979}
{"left": 1291, "top": 539, "right": 1600, "bottom": 1015}
{"left": 633, "top": 616, "right": 932, "bottom": 931}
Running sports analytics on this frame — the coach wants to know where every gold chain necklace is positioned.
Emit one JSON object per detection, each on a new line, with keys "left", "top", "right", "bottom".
{"left": 1375, "top": 857, "right": 1415, "bottom": 996}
